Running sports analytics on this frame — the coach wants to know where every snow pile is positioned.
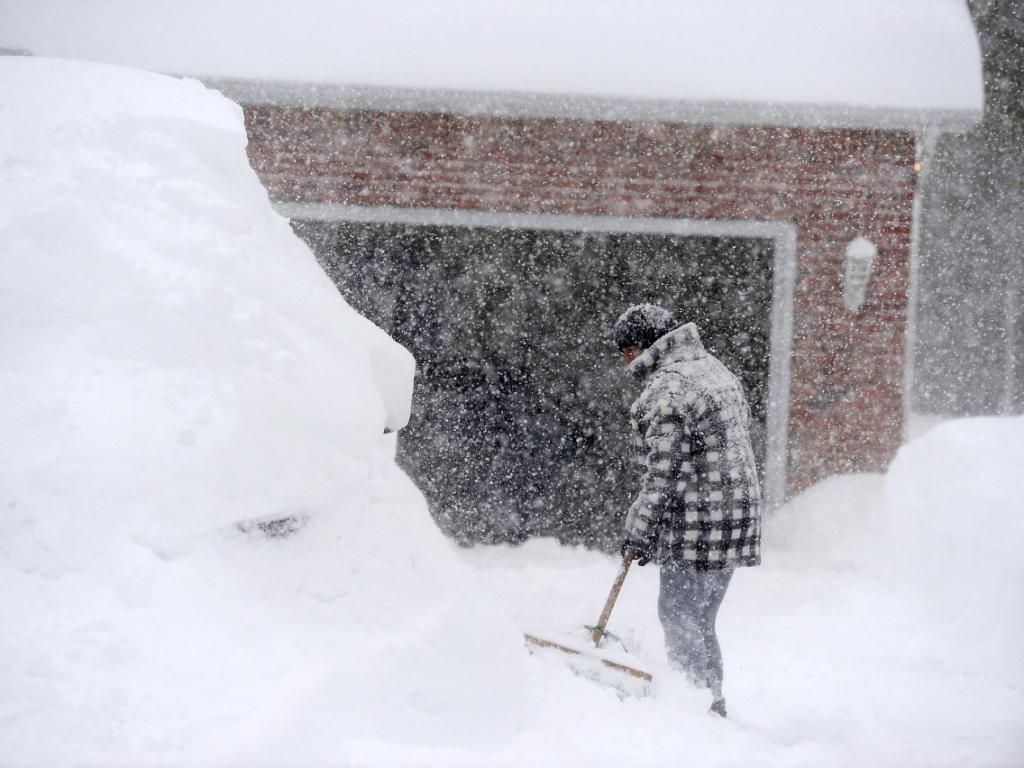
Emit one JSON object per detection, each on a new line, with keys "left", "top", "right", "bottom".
{"left": 0, "top": 57, "right": 524, "bottom": 764}
{"left": 886, "top": 416, "right": 1024, "bottom": 686}
{"left": 767, "top": 472, "right": 888, "bottom": 574}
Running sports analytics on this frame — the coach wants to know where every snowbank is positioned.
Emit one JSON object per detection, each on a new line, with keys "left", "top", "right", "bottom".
{"left": 886, "top": 415, "right": 1024, "bottom": 686}
{"left": 766, "top": 472, "right": 888, "bottom": 574}
{"left": 768, "top": 420, "right": 1024, "bottom": 688}
{"left": 0, "top": 57, "right": 524, "bottom": 764}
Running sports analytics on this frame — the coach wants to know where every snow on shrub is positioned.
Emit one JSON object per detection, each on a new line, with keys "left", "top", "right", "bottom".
{"left": 0, "top": 57, "right": 524, "bottom": 764}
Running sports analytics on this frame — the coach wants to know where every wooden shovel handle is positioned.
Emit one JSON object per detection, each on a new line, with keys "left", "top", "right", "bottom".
{"left": 591, "top": 551, "right": 634, "bottom": 645}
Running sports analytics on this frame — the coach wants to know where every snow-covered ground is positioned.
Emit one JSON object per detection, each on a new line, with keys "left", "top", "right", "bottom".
{"left": 458, "top": 457, "right": 1024, "bottom": 767}
{"left": 1, "top": 58, "right": 1021, "bottom": 767}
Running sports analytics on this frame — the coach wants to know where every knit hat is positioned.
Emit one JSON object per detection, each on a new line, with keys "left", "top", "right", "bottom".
{"left": 612, "top": 303, "right": 677, "bottom": 351}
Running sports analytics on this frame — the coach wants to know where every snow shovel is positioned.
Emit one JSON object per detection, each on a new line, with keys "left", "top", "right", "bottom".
{"left": 524, "top": 551, "right": 652, "bottom": 685}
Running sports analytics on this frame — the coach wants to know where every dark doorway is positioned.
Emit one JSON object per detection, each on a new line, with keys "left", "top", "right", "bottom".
{"left": 293, "top": 219, "right": 774, "bottom": 550}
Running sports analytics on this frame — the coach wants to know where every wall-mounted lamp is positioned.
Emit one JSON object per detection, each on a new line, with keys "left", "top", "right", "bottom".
{"left": 843, "top": 236, "right": 877, "bottom": 312}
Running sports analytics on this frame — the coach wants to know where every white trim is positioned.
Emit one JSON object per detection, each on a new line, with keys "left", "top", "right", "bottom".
{"left": 277, "top": 202, "right": 795, "bottom": 508}
{"left": 904, "top": 130, "right": 939, "bottom": 441}
{"left": 1002, "top": 276, "right": 1020, "bottom": 414}
{"left": 210, "top": 78, "right": 981, "bottom": 133}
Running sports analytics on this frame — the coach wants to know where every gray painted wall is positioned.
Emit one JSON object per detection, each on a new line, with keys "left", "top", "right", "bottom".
{"left": 913, "top": 0, "right": 1024, "bottom": 416}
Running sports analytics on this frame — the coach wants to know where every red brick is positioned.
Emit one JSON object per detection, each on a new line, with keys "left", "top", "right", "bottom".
{"left": 243, "top": 105, "right": 917, "bottom": 497}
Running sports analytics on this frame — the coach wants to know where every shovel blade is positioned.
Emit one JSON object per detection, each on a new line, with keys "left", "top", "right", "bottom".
{"left": 524, "top": 633, "right": 653, "bottom": 696}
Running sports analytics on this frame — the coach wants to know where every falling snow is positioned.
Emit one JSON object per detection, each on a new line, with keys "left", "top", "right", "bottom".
{"left": 0, "top": 2, "right": 1021, "bottom": 766}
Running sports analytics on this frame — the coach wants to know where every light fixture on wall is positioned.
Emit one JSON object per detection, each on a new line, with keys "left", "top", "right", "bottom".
{"left": 843, "top": 236, "right": 877, "bottom": 312}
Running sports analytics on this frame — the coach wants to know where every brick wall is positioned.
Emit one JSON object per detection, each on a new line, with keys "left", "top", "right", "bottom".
{"left": 244, "top": 106, "right": 917, "bottom": 495}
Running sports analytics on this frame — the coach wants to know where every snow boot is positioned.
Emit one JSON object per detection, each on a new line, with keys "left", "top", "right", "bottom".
{"left": 709, "top": 698, "right": 727, "bottom": 718}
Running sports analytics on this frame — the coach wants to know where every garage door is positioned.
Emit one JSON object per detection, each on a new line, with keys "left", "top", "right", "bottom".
{"left": 293, "top": 218, "right": 774, "bottom": 550}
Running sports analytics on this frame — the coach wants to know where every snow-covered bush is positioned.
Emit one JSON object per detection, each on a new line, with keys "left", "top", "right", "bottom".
{"left": 0, "top": 57, "right": 524, "bottom": 763}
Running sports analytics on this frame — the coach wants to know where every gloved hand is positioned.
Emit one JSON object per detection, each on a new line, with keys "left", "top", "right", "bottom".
{"left": 620, "top": 537, "right": 655, "bottom": 566}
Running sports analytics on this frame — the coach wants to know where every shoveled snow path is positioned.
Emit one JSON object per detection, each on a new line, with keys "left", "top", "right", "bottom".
{"left": 418, "top": 473, "right": 1023, "bottom": 768}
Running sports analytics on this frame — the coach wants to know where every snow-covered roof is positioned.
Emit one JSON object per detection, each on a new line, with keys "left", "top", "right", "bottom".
{"left": 1, "top": 0, "right": 983, "bottom": 131}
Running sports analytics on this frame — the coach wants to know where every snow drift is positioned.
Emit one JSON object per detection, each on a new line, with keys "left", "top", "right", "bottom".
{"left": 770, "top": 418, "right": 1024, "bottom": 688}
{"left": 0, "top": 57, "right": 524, "bottom": 764}
{"left": 886, "top": 415, "right": 1024, "bottom": 687}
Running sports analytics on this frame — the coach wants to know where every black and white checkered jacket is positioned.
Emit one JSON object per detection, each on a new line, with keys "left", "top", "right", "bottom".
{"left": 624, "top": 323, "right": 761, "bottom": 570}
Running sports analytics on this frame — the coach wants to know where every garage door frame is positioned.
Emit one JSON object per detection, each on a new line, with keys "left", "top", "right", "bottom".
{"left": 275, "top": 202, "right": 797, "bottom": 509}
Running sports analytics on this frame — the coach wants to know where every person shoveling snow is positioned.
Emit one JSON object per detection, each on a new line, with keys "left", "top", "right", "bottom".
{"left": 613, "top": 304, "right": 762, "bottom": 717}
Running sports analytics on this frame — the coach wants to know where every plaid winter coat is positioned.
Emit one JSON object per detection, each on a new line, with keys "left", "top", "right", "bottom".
{"left": 624, "top": 323, "right": 761, "bottom": 570}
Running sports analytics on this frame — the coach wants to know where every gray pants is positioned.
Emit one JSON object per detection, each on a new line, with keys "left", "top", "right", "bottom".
{"left": 658, "top": 561, "right": 734, "bottom": 699}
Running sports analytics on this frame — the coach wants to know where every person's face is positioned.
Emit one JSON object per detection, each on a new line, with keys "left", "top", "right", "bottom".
{"left": 622, "top": 346, "right": 642, "bottom": 365}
